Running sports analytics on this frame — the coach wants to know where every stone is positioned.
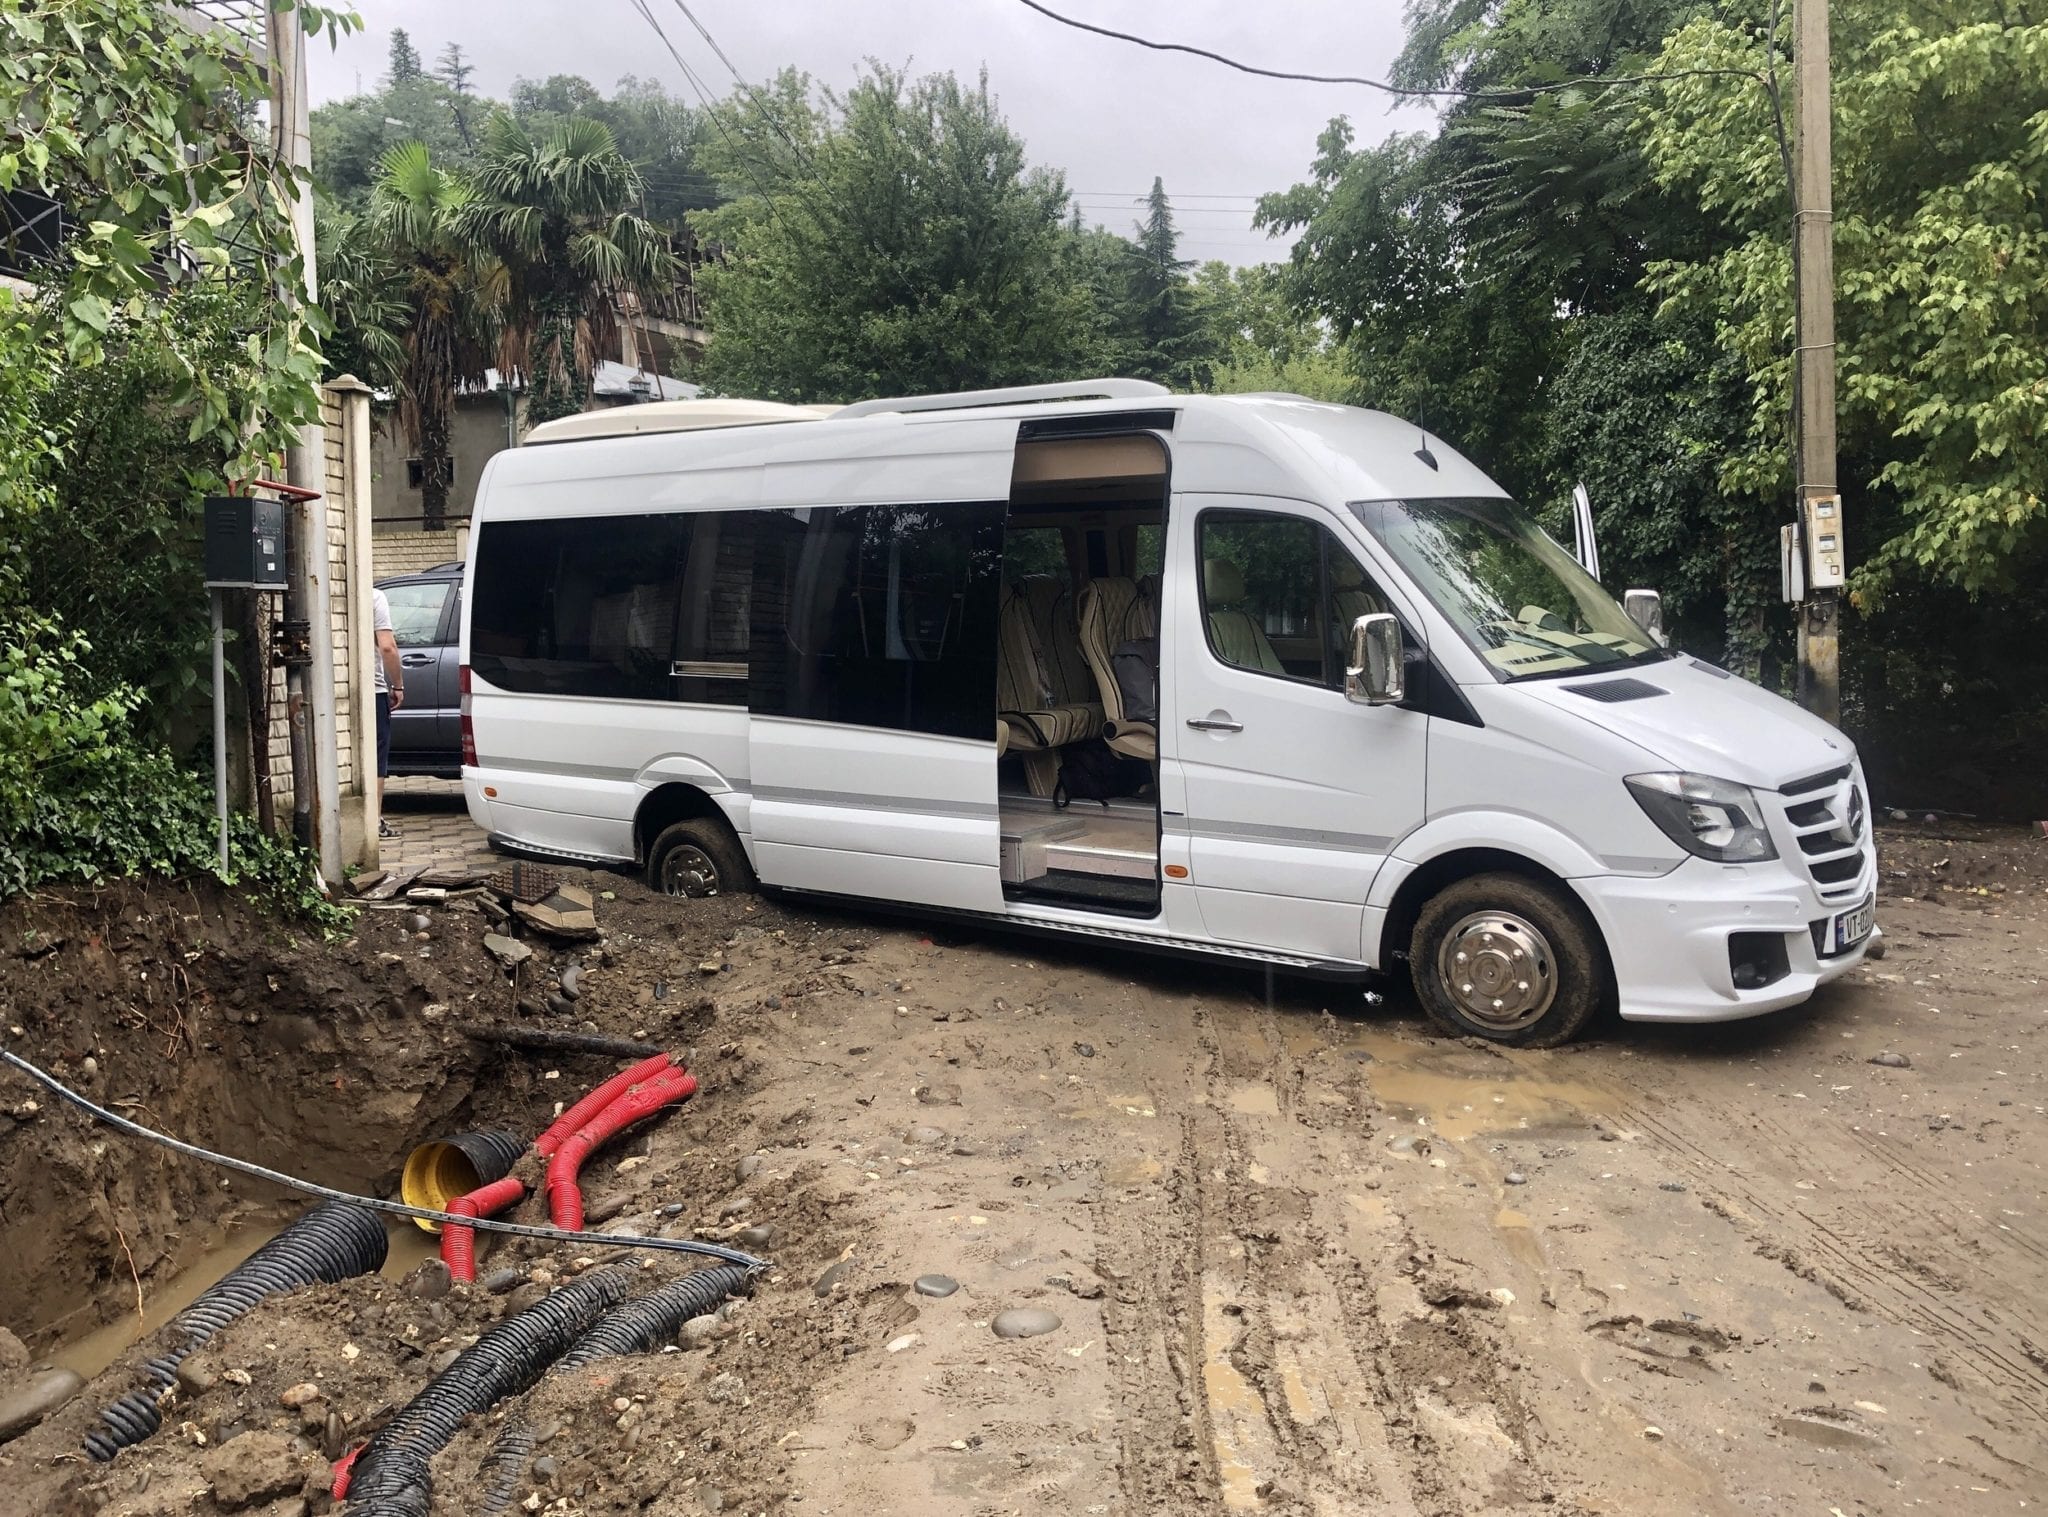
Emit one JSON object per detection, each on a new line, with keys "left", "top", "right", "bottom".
{"left": 913, "top": 1274, "right": 959, "bottom": 1298}
{"left": 533, "top": 1455, "right": 560, "bottom": 1481}
{"left": 0, "top": 1366, "right": 84, "bottom": 1439}
{"left": 406, "top": 1259, "right": 452, "bottom": 1300}
{"left": 176, "top": 1357, "right": 219, "bottom": 1396}
{"left": 660, "top": 1202, "right": 687, "bottom": 1218}
{"left": 905, "top": 1125, "right": 947, "bottom": 1146}
{"left": 813, "top": 1255, "right": 858, "bottom": 1296}
{"left": 480, "top": 1266, "right": 525, "bottom": 1294}
{"left": 1504, "top": 1171, "right": 1527, "bottom": 1186}
{"left": 200, "top": 1429, "right": 305, "bottom": 1510}
{"left": 704, "top": 1372, "right": 744, "bottom": 1406}
{"left": 559, "top": 965, "right": 583, "bottom": 1000}
{"left": 408, "top": 913, "right": 432, "bottom": 933}
{"left": 681, "top": 1314, "right": 722, "bottom": 1347}
{"left": 736, "top": 1154, "right": 764, "bottom": 1182}
{"left": 1072, "top": 1042, "right": 1097, "bottom": 1058}
{"left": 737, "top": 1224, "right": 778, "bottom": 1248}
{"left": 764, "top": 995, "right": 783, "bottom": 1011}
{"left": 482, "top": 933, "right": 531, "bottom": 968}
{"left": 513, "top": 885, "right": 600, "bottom": 942}
{"left": 991, "top": 1307, "right": 1061, "bottom": 1340}
{"left": 915, "top": 1081, "right": 963, "bottom": 1107}
{"left": 1868, "top": 1051, "right": 1912, "bottom": 1069}
{"left": 718, "top": 1196, "right": 751, "bottom": 1220}
{"left": 0, "top": 1326, "right": 27, "bottom": 1373}
{"left": 278, "top": 1382, "right": 324, "bottom": 1410}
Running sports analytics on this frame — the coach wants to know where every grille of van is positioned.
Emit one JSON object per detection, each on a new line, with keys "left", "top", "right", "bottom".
{"left": 1770, "top": 775, "right": 1870, "bottom": 904}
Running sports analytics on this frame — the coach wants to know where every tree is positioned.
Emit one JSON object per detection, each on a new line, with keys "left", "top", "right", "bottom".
{"left": 695, "top": 66, "right": 1103, "bottom": 402}
{"left": 311, "top": 73, "right": 478, "bottom": 205}
{"left": 388, "top": 27, "right": 422, "bottom": 85}
{"left": 454, "top": 112, "right": 676, "bottom": 425}
{"left": 437, "top": 42, "right": 476, "bottom": 95}
{"left": 1126, "top": 178, "right": 1209, "bottom": 384}
{"left": 1641, "top": 0, "right": 2048, "bottom": 600}
{"left": 365, "top": 142, "right": 497, "bottom": 529}
{"left": 1193, "top": 261, "right": 1351, "bottom": 402}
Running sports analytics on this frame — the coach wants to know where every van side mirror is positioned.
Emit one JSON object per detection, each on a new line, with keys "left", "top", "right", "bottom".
{"left": 1623, "top": 589, "right": 1666, "bottom": 646}
{"left": 1346, "top": 613, "right": 1405, "bottom": 706}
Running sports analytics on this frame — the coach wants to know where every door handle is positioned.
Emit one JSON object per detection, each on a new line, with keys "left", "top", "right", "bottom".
{"left": 399, "top": 653, "right": 434, "bottom": 667}
{"left": 1186, "top": 716, "right": 1244, "bottom": 733}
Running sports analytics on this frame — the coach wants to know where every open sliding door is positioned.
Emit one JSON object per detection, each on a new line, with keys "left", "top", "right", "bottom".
{"left": 746, "top": 418, "right": 1016, "bottom": 912}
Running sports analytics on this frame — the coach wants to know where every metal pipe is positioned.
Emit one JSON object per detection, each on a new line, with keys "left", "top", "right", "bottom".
{"left": 211, "top": 589, "right": 229, "bottom": 870}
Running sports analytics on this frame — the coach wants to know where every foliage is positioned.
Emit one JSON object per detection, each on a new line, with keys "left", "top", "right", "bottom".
{"left": 511, "top": 74, "right": 719, "bottom": 226}
{"left": 1125, "top": 179, "right": 1210, "bottom": 385}
{"left": 1546, "top": 297, "right": 1780, "bottom": 675}
{"left": 1192, "top": 261, "right": 1352, "bottom": 402}
{"left": 0, "top": 618, "right": 353, "bottom": 932}
{"left": 388, "top": 27, "right": 422, "bottom": 85}
{"left": 310, "top": 71, "right": 479, "bottom": 204}
{"left": 12, "top": 284, "right": 278, "bottom": 733}
{"left": 693, "top": 65, "right": 1105, "bottom": 403}
{"left": 0, "top": 293, "right": 61, "bottom": 598}
{"left": 366, "top": 141, "right": 499, "bottom": 525}
{"left": 453, "top": 111, "right": 675, "bottom": 425}
{"left": 1641, "top": 1, "right": 2048, "bottom": 599}
{"left": 0, "top": 0, "right": 346, "bottom": 488}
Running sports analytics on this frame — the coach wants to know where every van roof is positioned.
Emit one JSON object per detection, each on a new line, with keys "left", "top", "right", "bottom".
{"left": 482, "top": 383, "right": 1507, "bottom": 513}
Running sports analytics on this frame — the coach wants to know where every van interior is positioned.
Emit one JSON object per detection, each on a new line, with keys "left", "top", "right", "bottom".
{"left": 997, "top": 433, "right": 1168, "bottom": 916}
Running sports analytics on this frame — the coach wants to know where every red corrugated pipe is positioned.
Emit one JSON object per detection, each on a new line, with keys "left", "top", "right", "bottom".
{"left": 545, "top": 1067, "right": 698, "bottom": 1230}
{"left": 332, "top": 1441, "right": 363, "bottom": 1498}
{"left": 440, "top": 1175, "right": 528, "bottom": 1283}
{"left": 534, "top": 1053, "right": 673, "bottom": 1159}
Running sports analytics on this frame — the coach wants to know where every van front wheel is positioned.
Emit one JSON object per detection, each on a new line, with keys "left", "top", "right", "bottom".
{"left": 1410, "top": 873, "right": 1604, "bottom": 1047}
{"left": 647, "top": 819, "right": 754, "bottom": 898}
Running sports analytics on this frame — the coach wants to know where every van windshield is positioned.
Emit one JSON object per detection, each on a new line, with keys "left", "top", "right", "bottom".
{"left": 1350, "top": 497, "right": 1666, "bottom": 681}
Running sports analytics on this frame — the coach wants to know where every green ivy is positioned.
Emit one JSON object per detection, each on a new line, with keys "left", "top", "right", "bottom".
{"left": 0, "top": 618, "right": 353, "bottom": 934}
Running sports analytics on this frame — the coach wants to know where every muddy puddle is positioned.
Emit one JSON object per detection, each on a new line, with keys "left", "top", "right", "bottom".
{"left": 1279, "top": 1013, "right": 1616, "bottom": 1140}
{"left": 50, "top": 1212, "right": 444, "bottom": 1382}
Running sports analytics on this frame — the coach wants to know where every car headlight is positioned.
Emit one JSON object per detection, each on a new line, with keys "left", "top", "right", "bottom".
{"left": 1625, "top": 772, "right": 1778, "bottom": 862}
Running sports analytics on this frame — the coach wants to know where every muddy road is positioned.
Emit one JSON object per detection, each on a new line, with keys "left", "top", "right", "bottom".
{"left": 0, "top": 821, "right": 2041, "bottom": 1515}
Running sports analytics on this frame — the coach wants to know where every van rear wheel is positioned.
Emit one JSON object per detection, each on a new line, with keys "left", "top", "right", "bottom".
{"left": 647, "top": 819, "right": 754, "bottom": 898}
{"left": 1410, "top": 873, "right": 1604, "bottom": 1047}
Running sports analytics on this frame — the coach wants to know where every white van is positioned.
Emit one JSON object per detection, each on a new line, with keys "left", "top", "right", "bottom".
{"left": 458, "top": 380, "right": 1877, "bottom": 1045}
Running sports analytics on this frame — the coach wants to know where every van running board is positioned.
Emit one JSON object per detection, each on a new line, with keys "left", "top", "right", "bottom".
{"left": 778, "top": 890, "right": 1371, "bottom": 978}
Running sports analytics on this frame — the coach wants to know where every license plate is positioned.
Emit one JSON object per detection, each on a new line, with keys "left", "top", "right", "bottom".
{"left": 1832, "top": 896, "right": 1875, "bottom": 954}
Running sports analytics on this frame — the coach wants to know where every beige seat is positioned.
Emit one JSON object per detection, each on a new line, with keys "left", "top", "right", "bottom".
{"left": 1020, "top": 575, "right": 1097, "bottom": 710}
{"left": 1077, "top": 576, "right": 1160, "bottom": 760}
{"left": 997, "top": 582, "right": 1100, "bottom": 794}
{"left": 1203, "top": 558, "right": 1284, "bottom": 675}
{"left": 1330, "top": 556, "right": 1387, "bottom": 627}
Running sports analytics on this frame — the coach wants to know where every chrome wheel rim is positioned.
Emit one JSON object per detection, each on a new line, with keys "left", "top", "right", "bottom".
{"left": 1436, "top": 910, "right": 1556, "bottom": 1031}
{"left": 659, "top": 844, "right": 721, "bottom": 897}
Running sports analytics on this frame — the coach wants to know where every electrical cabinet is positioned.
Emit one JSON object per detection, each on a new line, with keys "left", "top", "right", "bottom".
{"left": 203, "top": 495, "right": 287, "bottom": 590}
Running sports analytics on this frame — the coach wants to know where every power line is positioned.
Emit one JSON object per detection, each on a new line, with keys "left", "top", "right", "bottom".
{"left": 1012, "top": 0, "right": 1761, "bottom": 100}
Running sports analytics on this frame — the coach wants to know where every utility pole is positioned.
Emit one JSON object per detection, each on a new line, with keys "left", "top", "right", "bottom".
{"left": 1792, "top": 0, "right": 1841, "bottom": 724}
{"left": 266, "top": 3, "right": 344, "bottom": 879}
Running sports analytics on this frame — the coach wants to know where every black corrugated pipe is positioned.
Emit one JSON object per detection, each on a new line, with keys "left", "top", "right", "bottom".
{"left": 397, "top": 1129, "right": 525, "bottom": 1228}
{"left": 83, "top": 1201, "right": 387, "bottom": 1462}
{"left": 341, "top": 1266, "right": 631, "bottom": 1514}
{"left": 476, "top": 1422, "right": 538, "bottom": 1517}
{"left": 554, "top": 1264, "right": 753, "bottom": 1370}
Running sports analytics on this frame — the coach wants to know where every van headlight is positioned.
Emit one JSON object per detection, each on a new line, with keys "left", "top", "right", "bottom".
{"left": 1625, "top": 772, "right": 1778, "bottom": 862}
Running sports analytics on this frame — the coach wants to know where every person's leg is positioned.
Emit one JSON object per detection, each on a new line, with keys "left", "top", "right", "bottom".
{"left": 376, "top": 692, "right": 393, "bottom": 839}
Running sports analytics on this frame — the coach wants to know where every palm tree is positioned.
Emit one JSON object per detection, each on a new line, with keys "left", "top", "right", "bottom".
{"left": 455, "top": 112, "right": 678, "bottom": 426}
{"left": 366, "top": 141, "right": 497, "bottom": 531}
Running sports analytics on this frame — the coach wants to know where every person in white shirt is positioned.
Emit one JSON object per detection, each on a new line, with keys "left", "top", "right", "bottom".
{"left": 373, "top": 587, "right": 404, "bottom": 840}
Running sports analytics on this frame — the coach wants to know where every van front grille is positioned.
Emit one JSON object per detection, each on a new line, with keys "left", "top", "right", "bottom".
{"left": 1769, "top": 775, "right": 1870, "bottom": 902}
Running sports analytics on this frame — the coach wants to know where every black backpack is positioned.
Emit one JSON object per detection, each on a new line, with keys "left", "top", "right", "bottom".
{"left": 1055, "top": 739, "right": 1152, "bottom": 809}
{"left": 1111, "top": 637, "right": 1159, "bottom": 727}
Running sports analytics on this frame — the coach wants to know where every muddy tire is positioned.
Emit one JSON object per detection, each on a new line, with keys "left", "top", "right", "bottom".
{"left": 646, "top": 819, "right": 754, "bottom": 898}
{"left": 1410, "top": 872, "right": 1606, "bottom": 1047}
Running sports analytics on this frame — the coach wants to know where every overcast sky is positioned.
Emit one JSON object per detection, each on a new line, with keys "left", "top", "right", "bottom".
{"left": 305, "top": 0, "right": 1438, "bottom": 266}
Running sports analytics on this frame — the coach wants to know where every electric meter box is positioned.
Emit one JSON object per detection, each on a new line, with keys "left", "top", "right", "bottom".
{"left": 1801, "top": 491, "right": 1846, "bottom": 589}
{"left": 203, "top": 495, "right": 287, "bottom": 590}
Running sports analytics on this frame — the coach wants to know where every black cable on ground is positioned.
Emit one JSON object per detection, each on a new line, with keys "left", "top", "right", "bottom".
{"left": 343, "top": 1267, "right": 633, "bottom": 1515}
{"left": 555, "top": 1264, "right": 753, "bottom": 1370}
{"left": 84, "top": 1201, "right": 387, "bottom": 1462}
{"left": 0, "top": 1050, "right": 769, "bottom": 1272}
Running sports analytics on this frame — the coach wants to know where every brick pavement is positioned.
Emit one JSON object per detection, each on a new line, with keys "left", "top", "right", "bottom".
{"left": 379, "top": 776, "right": 498, "bottom": 877}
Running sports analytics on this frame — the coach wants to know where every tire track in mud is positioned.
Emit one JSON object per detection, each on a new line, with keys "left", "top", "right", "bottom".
{"left": 1615, "top": 1093, "right": 2048, "bottom": 1430}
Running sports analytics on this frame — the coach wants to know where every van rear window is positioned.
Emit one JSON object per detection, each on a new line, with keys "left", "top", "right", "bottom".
{"left": 469, "top": 512, "right": 750, "bottom": 705}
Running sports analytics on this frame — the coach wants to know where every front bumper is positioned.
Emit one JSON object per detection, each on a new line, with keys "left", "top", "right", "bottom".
{"left": 1576, "top": 852, "right": 1876, "bottom": 1023}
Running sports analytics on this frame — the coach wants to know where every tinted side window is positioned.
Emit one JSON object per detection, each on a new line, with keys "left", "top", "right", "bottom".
{"left": 470, "top": 514, "right": 684, "bottom": 700}
{"left": 751, "top": 503, "right": 1003, "bottom": 740}
{"left": 671, "top": 512, "right": 753, "bottom": 706}
{"left": 384, "top": 580, "right": 452, "bottom": 648}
